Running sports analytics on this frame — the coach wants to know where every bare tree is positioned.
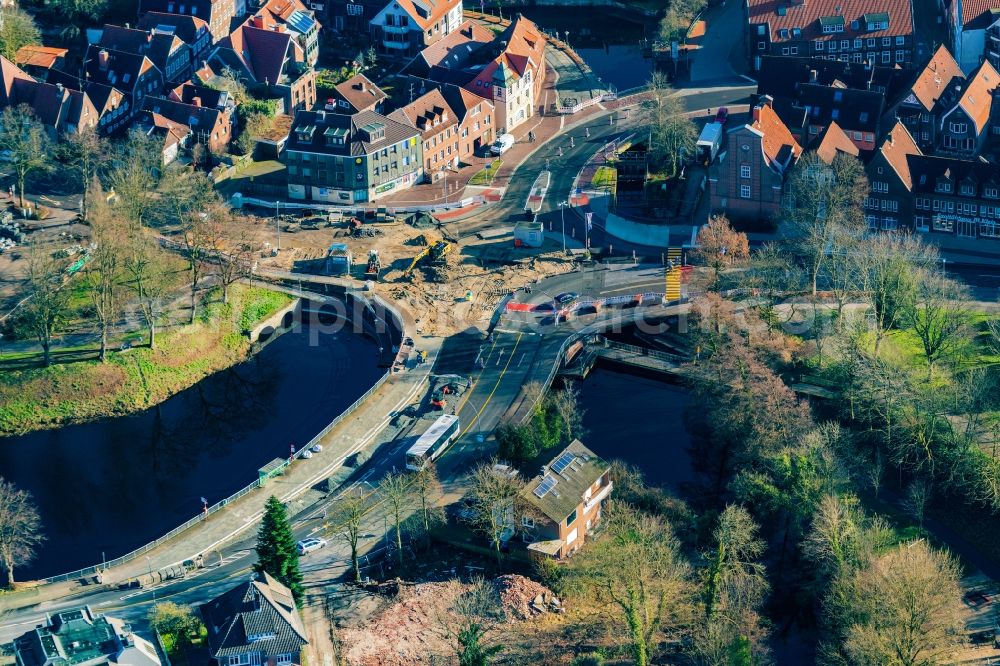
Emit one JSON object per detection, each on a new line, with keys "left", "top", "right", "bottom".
{"left": 62, "top": 129, "right": 108, "bottom": 221}
{"left": 16, "top": 247, "right": 70, "bottom": 367}
{"left": 377, "top": 471, "right": 413, "bottom": 566}
{"left": 464, "top": 462, "right": 525, "bottom": 564}
{"left": 783, "top": 151, "right": 868, "bottom": 295}
{"left": 83, "top": 199, "right": 127, "bottom": 361}
{"left": 123, "top": 229, "right": 175, "bottom": 349}
{"left": 904, "top": 478, "right": 931, "bottom": 529}
{"left": 831, "top": 540, "right": 964, "bottom": 666}
{"left": 328, "top": 489, "right": 373, "bottom": 584}
{"left": 702, "top": 505, "right": 769, "bottom": 625}
{"left": 907, "top": 269, "right": 973, "bottom": 380}
{"left": 549, "top": 382, "right": 585, "bottom": 444}
{"left": 445, "top": 578, "right": 506, "bottom": 666}
{"left": 413, "top": 463, "right": 444, "bottom": 546}
{"left": 0, "top": 105, "right": 52, "bottom": 207}
{"left": 566, "top": 500, "right": 693, "bottom": 666}
{"left": 0, "top": 8, "right": 40, "bottom": 61}
{"left": 856, "top": 233, "right": 924, "bottom": 357}
{"left": 106, "top": 130, "right": 160, "bottom": 227}
{"left": 0, "top": 477, "right": 44, "bottom": 587}
{"left": 645, "top": 72, "right": 697, "bottom": 177}
{"left": 694, "top": 214, "right": 750, "bottom": 285}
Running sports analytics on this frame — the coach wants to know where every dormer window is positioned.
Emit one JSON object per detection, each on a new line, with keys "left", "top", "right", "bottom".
{"left": 779, "top": 28, "right": 789, "bottom": 39}
{"left": 247, "top": 632, "right": 276, "bottom": 641}
{"left": 820, "top": 16, "right": 845, "bottom": 33}
{"left": 961, "top": 182, "right": 976, "bottom": 196}
{"left": 949, "top": 122, "right": 968, "bottom": 134}
{"left": 863, "top": 12, "right": 890, "bottom": 31}
{"left": 296, "top": 124, "right": 316, "bottom": 142}
{"left": 324, "top": 126, "right": 348, "bottom": 146}
{"left": 936, "top": 180, "right": 952, "bottom": 193}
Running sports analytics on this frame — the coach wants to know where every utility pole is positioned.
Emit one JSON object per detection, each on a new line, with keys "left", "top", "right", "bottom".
{"left": 559, "top": 201, "right": 568, "bottom": 254}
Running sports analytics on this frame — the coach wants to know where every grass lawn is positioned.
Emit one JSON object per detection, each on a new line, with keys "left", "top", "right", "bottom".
{"left": 469, "top": 159, "right": 502, "bottom": 186}
{"left": 591, "top": 166, "right": 617, "bottom": 190}
{"left": 0, "top": 285, "right": 293, "bottom": 436}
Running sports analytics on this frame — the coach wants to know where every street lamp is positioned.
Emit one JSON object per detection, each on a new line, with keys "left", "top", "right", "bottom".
{"left": 145, "top": 556, "right": 156, "bottom": 602}
{"left": 559, "top": 201, "right": 569, "bottom": 254}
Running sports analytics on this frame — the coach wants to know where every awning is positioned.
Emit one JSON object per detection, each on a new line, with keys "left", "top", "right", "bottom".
{"left": 526, "top": 539, "right": 563, "bottom": 557}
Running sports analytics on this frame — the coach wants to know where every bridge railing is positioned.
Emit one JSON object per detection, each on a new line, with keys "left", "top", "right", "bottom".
{"left": 599, "top": 338, "right": 688, "bottom": 364}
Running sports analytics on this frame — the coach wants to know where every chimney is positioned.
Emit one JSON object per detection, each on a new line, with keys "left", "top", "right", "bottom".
{"left": 56, "top": 82, "right": 64, "bottom": 94}
{"left": 98, "top": 49, "right": 110, "bottom": 71}
{"left": 762, "top": 94, "right": 774, "bottom": 107}
{"left": 192, "top": 96, "right": 202, "bottom": 107}
{"left": 752, "top": 105, "right": 762, "bottom": 123}
{"left": 809, "top": 69, "right": 817, "bottom": 83}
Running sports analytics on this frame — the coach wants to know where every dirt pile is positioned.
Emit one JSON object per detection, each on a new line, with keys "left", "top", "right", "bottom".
{"left": 494, "top": 574, "right": 561, "bottom": 620}
{"left": 338, "top": 575, "right": 559, "bottom": 665}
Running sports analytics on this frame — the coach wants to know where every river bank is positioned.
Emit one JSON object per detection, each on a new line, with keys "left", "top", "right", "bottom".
{"left": 0, "top": 285, "right": 293, "bottom": 437}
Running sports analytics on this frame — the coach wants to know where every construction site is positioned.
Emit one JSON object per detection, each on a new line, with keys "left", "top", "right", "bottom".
{"left": 252, "top": 209, "right": 581, "bottom": 337}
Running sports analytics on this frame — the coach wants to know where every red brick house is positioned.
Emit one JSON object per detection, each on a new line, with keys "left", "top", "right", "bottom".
{"left": 709, "top": 97, "right": 803, "bottom": 222}
{"left": 519, "top": 440, "right": 612, "bottom": 560}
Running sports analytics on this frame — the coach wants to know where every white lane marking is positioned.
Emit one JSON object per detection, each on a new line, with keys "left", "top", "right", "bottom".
{"left": 517, "top": 353, "right": 525, "bottom": 367}
{"left": 495, "top": 349, "right": 506, "bottom": 366}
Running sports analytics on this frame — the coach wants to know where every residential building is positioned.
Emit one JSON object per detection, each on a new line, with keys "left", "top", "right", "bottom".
{"left": 138, "top": 110, "right": 192, "bottom": 163}
{"left": 137, "top": 12, "right": 213, "bottom": 63}
{"left": 895, "top": 45, "right": 966, "bottom": 152}
{"left": 905, "top": 152, "right": 1000, "bottom": 237}
{"left": 469, "top": 16, "right": 545, "bottom": 134}
{"left": 937, "top": 59, "right": 1000, "bottom": 157}
{"left": 209, "top": 18, "right": 316, "bottom": 113}
{"left": 200, "top": 573, "right": 308, "bottom": 666}
{"left": 746, "top": 0, "right": 915, "bottom": 71}
{"left": 404, "top": 19, "right": 494, "bottom": 75}
{"left": 138, "top": 0, "right": 240, "bottom": 43}
{"left": 328, "top": 73, "right": 387, "bottom": 113}
{"left": 813, "top": 120, "right": 861, "bottom": 163}
{"left": 708, "top": 96, "right": 803, "bottom": 222}
{"left": 519, "top": 440, "right": 612, "bottom": 560}
{"left": 864, "top": 120, "right": 921, "bottom": 231}
{"left": 326, "top": 0, "right": 385, "bottom": 34}
{"left": 77, "top": 46, "right": 165, "bottom": 130}
{"left": 283, "top": 108, "right": 423, "bottom": 203}
{"left": 987, "top": 18, "right": 1000, "bottom": 71}
{"left": 12, "top": 606, "right": 162, "bottom": 666}
{"left": 946, "top": 0, "right": 1000, "bottom": 71}
{"left": 779, "top": 82, "right": 884, "bottom": 151}
{"left": 142, "top": 93, "right": 233, "bottom": 152}
{"left": 99, "top": 24, "right": 193, "bottom": 84}
{"left": 370, "top": 0, "right": 464, "bottom": 56}
{"left": 253, "top": 0, "right": 322, "bottom": 66}
{"left": 755, "top": 54, "right": 910, "bottom": 101}
{"left": 14, "top": 45, "right": 68, "bottom": 80}
{"left": 0, "top": 56, "right": 98, "bottom": 135}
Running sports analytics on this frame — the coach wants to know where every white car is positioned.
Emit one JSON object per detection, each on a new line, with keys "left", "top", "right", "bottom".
{"left": 310, "top": 444, "right": 323, "bottom": 453}
{"left": 300, "top": 450, "right": 313, "bottom": 459}
{"left": 490, "top": 134, "right": 515, "bottom": 156}
{"left": 296, "top": 537, "right": 327, "bottom": 555}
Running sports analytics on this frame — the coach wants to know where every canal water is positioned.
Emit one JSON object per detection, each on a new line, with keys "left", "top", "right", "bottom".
{"left": 513, "top": 6, "right": 655, "bottom": 91}
{"left": 574, "top": 366, "right": 694, "bottom": 489}
{"left": 0, "top": 325, "right": 384, "bottom": 580}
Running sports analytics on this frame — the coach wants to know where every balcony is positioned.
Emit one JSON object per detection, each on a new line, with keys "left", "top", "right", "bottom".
{"left": 583, "top": 481, "right": 613, "bottom": 513}
{"left": 381, "top": 23, "right": 409, "bottom": 34}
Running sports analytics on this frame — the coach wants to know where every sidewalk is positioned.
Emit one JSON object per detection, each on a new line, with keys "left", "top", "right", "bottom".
{"left": 0, "top": 294, "right": 437, "bottom": 613}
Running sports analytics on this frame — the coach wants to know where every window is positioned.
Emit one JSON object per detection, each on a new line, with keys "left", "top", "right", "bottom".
{"left": 790, "top": 46, "right": 798, "bottom": 54}
{"left": 229, "top": 656, "right": 251, "bottom": 666}
{"left": 872, "top": 181, "right": 888, "bottom": 193}
{"left": 961, "top": 184, "right": 975, "bottom": 196}
{"left": 915, "top": 215, "right": 930, "bottom": 232}
{"left": 276, "top": 655, "right": 293, "bottom": 666}
{"left": 566, "top": 509, "right": 578, "bottom": 526}
{"left": 936, "top": 181, "right": 952, "bottom": 193}
{"left": 855, "top": 38, "right": 862, "bottom": 49}
{"left": 882, "top": 51, "right": 890, "bottom": 63}
{"left": 740, "top": 184, "right": 752, "bottom": 199}
{"left": 882, "top": 37, "right": 892, "bottom": 46}
{"left": 831, "top": 108, "right": 840, "bottom": 120}
{"left": 815, "top": 40, "right": 825, "bottom": 50}
{"left": 841, "top": 39, "right": 850, "bottom": 50}
{"left": 985, "top": 187, "right": 999, "bottom": 199}
{"left": 934, "top": 216, "right": 954, "bottom": 232}
{"left": 740, "top": 164, "right": 751, "bottom": 179}
{"left": 757, "top": 24, "right": 766, "bottom": 35}
{"left": 867, "top": 38, "right": 876, "bottom": 47}
{"left": 896, "top": 35, "right": 905, "bottom": 45}
{"left": 779, "top": 28, "right": 789, "bottom": 39}
{"left": 866, "top": 214, "right": 878, "bottom": 229}
{"left": 950, "top": 122, "right": 968, "bottom": 134}
{"left": 521, "top": 516, "right": 535, "bottom": 528}
{"left": 782, "top": 47, "right": 790, "bottom": 55}
{"left": 828, "top": 41, "right": 837, "bottom": 51}
{"left": 895, "top": 50, "right": 905, "bottom": 61}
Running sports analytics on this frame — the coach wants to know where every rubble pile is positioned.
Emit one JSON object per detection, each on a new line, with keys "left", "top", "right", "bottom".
{"left": 493, "top": 574, "right": 563, "bottom": 620}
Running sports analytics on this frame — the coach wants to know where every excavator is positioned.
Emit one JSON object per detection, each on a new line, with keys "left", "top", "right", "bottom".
{"left": 364, "top": 249, "right": 381, "bottom": 281}
{"left": 404, "top": 240, "right": 452, "bottom": 278}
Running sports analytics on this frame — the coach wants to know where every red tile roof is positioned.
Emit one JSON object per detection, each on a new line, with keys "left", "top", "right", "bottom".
{"left": 217, "top": 22, "right": 293, "bottom": 85}
{"left": 333, "top": 74, "right": 386, "bottom": 113}
{"left": 747, "top": 0, "right": 914, "bottom": 42}
{"left": 751, "top": 102, "right": 803, "bottom": 169}
{"left": 387, "top": 87, "right": 456, "bottom": 141}
{"left": 137, "top": 12, "right": 210, "bottom": 45}
{"left": 814, "top": 120, "right": 860, "bottom": 163}
{"left": 957, "top": 0, "right": 1000, "bottom": 28}
{"left": 908, "top": 45, "right": 964, "bottom": 112}
{"left": 954, "top": 59, "right": 1000, "bottom": 133}
{"left": 14, "top": 46, "right": 68, "bottom": 69}
{"left": 417, "top": 20, "right": 494, "bottom": 69}
{"left": 389, "top": 0, "right": 462, "bottom": 32}
{"left": 0, "top": 56, "right": 34, "bottom": 106}
{"left": 876, "top": 121, "right": 921, "bottom": 189}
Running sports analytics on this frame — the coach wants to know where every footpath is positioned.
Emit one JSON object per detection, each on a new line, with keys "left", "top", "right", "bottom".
{"left": 0, "top": 292, "right": 439, "bottom": 614}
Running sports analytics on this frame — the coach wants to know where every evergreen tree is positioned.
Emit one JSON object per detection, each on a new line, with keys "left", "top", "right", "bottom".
{"left": 254, "top": 496, "right": 304, "bottom": 602}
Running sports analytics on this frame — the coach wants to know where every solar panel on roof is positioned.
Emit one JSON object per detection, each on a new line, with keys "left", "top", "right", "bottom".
{"left": 287, "top": 10, "right": 316, "bottom": 34}
{"left": 551, "top": 451, "right": 576, "bottom": 475}
{"left": 534, "top": 474, "right": 558, "bottom": 498}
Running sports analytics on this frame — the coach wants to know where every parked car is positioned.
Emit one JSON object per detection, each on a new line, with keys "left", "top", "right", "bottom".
{"left": 296, "top": 537, "right": 327, "bottom": 555}
{"left": 533, "top": 302, "right": 557, "bottom": 313}
{"left": 300, "top": 450, "right": 313, "bottom": 459}
{"left": 555, "top": 292, "right": 578, "bottom": 304}
{"left": 310, "top": 444, "right": 323, "bottom": 453}
{"left": 490, "top": 133, "right": 515, "bottom": 156}
{"left": 715, "top": 107, "right": 729, "bottom": 124}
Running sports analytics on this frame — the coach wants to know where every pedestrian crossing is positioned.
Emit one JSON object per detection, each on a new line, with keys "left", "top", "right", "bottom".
{"left": 665, "top": 248, "right": 683, "bottom": 301}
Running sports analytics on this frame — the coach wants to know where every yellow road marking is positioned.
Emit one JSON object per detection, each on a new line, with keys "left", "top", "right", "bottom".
{"left": 458, "top": 332, "right": 522, "bottom": 439}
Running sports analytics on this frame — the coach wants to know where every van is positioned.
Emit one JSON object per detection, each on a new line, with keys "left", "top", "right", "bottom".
{"left": 490, "top": 134, "right": 515, "bottom": 156}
